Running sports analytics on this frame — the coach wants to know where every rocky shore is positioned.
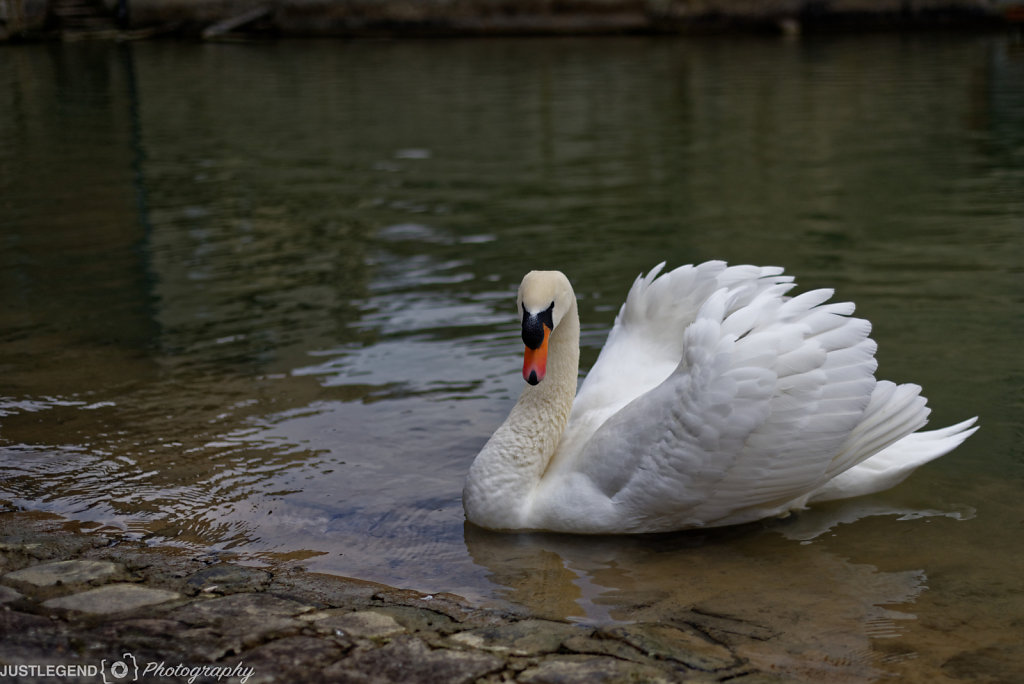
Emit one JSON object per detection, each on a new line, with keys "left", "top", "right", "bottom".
{"left": 0, "top": 510, "right": 791, "bottom": 683}
{"left": 1, "top": 0, "right": 1016, "bottom": 41}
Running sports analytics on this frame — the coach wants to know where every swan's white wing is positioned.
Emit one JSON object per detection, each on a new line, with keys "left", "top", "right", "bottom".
{"left": 551, "top": 262, "right": 792, "bottom": 473}
{"left": 570, "top": 281, "right": 895, "bottom": 532}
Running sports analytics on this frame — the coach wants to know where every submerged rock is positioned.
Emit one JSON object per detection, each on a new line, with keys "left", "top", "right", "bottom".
{"left": 602, "top": 622, "right": 741, "bottom": 672}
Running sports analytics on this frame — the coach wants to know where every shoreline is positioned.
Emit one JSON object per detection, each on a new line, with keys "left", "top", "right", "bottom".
{"left": 0, "top": 508, "right": 786, "bottom": 683}
{"left": 2, "top": 0, "right": 1018, "bottom": 42}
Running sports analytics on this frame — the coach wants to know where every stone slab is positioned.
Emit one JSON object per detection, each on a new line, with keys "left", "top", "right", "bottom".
{"left": 42, "top": 583, "right": 181, "bottom": 614}
{"left": 167, "top": 592, "right": 311, "bottom": 646}
{"left": 5, "top": 560, "right": 121, "bottom": 587}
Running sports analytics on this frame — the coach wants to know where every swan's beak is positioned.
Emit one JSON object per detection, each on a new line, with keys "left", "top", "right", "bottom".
{"left": 521, "top": 305, "right": 553, "bottom": 385}
{"left": 523, "top": 326, "right": 550, "bottom": 385}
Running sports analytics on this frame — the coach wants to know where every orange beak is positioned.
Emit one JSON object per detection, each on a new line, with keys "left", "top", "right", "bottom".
{"left": 523, "top": 325, "right": 550, "bottom": 385}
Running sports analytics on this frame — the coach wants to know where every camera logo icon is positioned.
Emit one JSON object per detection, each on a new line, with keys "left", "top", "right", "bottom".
{"left": 101, "top": 653, "right": 138, "bottom": 683}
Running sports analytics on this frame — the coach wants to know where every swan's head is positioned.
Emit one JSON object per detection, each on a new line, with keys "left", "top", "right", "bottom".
{"left": 516, "top": 270, "right": 575, "bottom": 386}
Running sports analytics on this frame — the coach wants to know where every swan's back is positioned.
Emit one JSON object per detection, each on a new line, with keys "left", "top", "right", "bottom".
{"left": 530, "top": 263, "right": 977, "bottom": 533}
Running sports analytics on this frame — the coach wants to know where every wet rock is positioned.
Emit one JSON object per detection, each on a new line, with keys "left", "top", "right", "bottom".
{"left": 240, "top": 635, "right": 351, "bottom": 684}
{"left": 272, "top": 571, "right": 504, "bottom": 628}
{"left": 86, "top": 618, "right": 202, "bottom": 660}
{"left": 0, "top": 520, "right": 102, "bottom": 565}
{"left": 448, "top": 619, "right": 583, "bottom": 656}
{"left": 601, "top": 622, "right": 740, "bottom": 672}
{"left": 0, "top": 540, "right": 44, "bottom": 555}
{"left": 187, "top": 564, "right": 272, "bottom": 595}
{"left": 4, "top": 559, "right": 121, "bottom": 587}
{"left": 270, "top": 571, "right": 382, "bottom": 610}
{"left": 0, "top": 584, "right": 24, "bottom": 602}
{"left": 326, "top": 634, "right": 503, "bottom": 684}
{"left": 42, "top": 583, "right": 181, "bottom": 614}
{"left": 167, "top": 593, "right": 312, "bottom": 649}
{"left": 518, "top": 654, "right": 675, "bottom": 684}
{"left": 304, "top": 609, "right": 406, "bottom": 638}
{"left": 82, "top": 617, "right": 237, "bottom": 663}
{"left": 374, "top": 605, "right": 459, "bottom": 634}
{"left": 175, "top": 626, "right": 235, "bottom": 662}
{"left": 373, "top": 587, "right": 476, "bottom": 623}
{"left": 171, "top": 592, "right": 311, "bottom": 626}
{"left": 0, "top": 610, "right": 73, "bottom": 663}
{"left": 98, "top": 544, "right": 208, "bottom": 586}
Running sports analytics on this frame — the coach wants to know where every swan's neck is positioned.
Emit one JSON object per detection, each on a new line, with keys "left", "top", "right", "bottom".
{"left": 463, "top": 300, "right": 579, "bottom": 530}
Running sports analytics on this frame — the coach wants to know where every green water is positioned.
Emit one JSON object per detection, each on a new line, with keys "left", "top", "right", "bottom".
{"left": 2, "top": 34, "right": 1022, "bottom": 680}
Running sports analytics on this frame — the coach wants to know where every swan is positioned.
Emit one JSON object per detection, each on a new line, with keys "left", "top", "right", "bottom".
{"left": 463, "top": 262, "right": 978, "bottom": 534}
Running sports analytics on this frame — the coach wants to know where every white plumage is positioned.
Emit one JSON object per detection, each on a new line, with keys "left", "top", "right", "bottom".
{"left": 462, "top": 262, "right": 977, "bottom": 533}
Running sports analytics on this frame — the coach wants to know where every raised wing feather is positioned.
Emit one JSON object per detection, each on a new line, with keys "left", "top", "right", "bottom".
{"left": 549, "top": 262, "right": 792, "bottom": 476}
{"left": 572, "top": 272, "right": 883, "bottom": 532}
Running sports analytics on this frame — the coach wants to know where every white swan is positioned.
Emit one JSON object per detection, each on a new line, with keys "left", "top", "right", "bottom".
{"left": 463, "top": 262, "right": 977, "bottom": 533}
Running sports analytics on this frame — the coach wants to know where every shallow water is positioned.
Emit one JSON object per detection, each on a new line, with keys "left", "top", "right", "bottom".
{"left": 2, "top": 34, "right": 1023, "bottom": 680}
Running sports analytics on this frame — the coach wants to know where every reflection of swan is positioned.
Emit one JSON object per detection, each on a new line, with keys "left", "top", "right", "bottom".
{"left": 774, "top": 498, "right": 976, "bottom": 543}
{"left": 464, "top": 262, "right": 977, "bottom": 533}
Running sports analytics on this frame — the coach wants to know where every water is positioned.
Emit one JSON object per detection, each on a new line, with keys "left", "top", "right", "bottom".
{"left": 2, "top": 34, "right": 1023, "bottom": 680}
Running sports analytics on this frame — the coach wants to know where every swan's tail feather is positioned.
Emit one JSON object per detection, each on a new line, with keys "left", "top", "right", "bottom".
{"left": 808, "top": 416, "right": 978, "bottom": 503}
{"left": 823, "top": 380, "right": 929, "bottom": 480}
